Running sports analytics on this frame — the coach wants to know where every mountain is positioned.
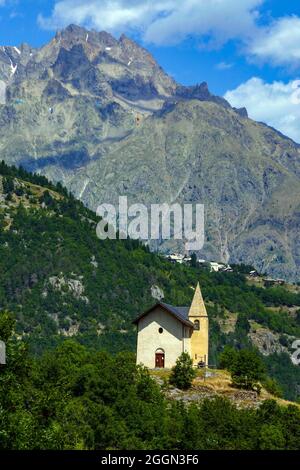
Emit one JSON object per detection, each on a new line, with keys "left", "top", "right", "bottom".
{"left": 1, "top": 162, "right": 300, "bottom": 400}
{"left": 0, "top": 25, "right": 300, "bottom": 281}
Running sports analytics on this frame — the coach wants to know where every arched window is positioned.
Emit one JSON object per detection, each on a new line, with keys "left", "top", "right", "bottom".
{"left": 194, "top": 320, "right": 200, "bottom": 330}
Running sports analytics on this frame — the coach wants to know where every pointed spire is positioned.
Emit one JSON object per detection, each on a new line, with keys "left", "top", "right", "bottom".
{"left": 189, "top": 282, "right": 207, "bottom": 317}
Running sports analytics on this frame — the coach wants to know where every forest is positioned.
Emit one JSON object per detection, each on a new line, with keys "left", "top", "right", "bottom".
{"left": 1, "top": 313, "right": 300, "bottom": 450}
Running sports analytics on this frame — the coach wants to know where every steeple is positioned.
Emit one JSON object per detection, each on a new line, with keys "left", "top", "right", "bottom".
{"left": 188, "top": 282, "right": 209, "bottom": 367}
{"left": 189, "top": 282, "right": 208, "bottom": 318}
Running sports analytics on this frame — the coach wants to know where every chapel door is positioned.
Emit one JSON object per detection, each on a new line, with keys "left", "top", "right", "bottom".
{"left": 155, "top": 352, "right": 165, "bottom": 368}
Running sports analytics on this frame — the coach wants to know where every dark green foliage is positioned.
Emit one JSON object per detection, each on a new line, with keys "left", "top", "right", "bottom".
{"left": 0, "top": 311, "right": 15, "bottom": 342}
{"left": 230, "top": 264, "right": 256, "bottom": 275}
{"left": 39, "top": 190, "right": 54, "bottom": 207}
{"left": 2, "top": 177, "right": 14, "bottom": 195}
{"left": 231, "top": 349, "right": 266, "bottom": 392}
{"left": 220, "top": 347, "right": 266, "bottom": 392}
{"left": 169, "top": 352, "right": 197, "bottom": 390}
{"left": 257, "top": 286, "right": 300, "bottom": 309}
{"left": 190, "top": 253, "right": 197, "bottom": 268}
{"left": 234, "top": 313, "right": 251, "bottom": 349}
{"left": 235, "top": 313, "right": 251, "bottom": 335}
{"left": 264, "top": 353, "right": 300, "bottom": 402}
{"left": 259, "top": 424, "right": 285, "bottom": 450}
{"left": 262, "top": 377, "right": 283, "bottom": 398}
{"left": 219, "top": 346, "right": 237, "bottom": 370}
{"left": 279, "top": 334, "right": 289, "bottom": 347}
{"left": 15, "top": 187, "right": 24, "bottom": 197}
{"left": 1, "top": 326, "right": 300, "bottom": 450}
{"left": 0, "top": 160, "right": 68, "bottom": 197}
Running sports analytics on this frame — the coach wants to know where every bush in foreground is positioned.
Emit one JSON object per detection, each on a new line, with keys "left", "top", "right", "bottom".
{"left": 169, "top": 352, "right": 197, "bottom": 390}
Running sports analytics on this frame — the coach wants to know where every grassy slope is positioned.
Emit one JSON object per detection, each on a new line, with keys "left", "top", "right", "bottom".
{"left": 151, "top": 368, "right": 299, "bottom": 409}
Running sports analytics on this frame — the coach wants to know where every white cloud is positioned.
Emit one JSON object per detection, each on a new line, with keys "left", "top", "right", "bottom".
{"left": 143, "top": 0, "right": 263, "bottom": 46}
{"left": 38, "top": 0, "right": 263, "bottom": 46}
{"left": 216, "top": 61, "right": 234, "bottom": 71}
{"left": 225, "top": 77, "right": 300, "bottom": 143}
{"left": 37, "top": 1, "right": 300, "bottom": 70}
{"left": 249, "top": 16, "right": 300, "bottom": 67}
{"left": 39, "top": 0, "right": 157, "bottom": 33}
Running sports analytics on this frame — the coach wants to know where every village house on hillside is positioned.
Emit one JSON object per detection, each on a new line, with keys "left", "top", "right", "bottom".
{"left": 133, "top": 283, "right": 209, "bottom": 369}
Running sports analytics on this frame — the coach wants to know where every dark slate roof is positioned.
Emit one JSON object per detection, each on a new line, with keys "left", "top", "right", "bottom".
{"left": 133, "top": 302, "right": 194, "bottom": 327}
{"left": 160, "top": 303, "right": 190, "bottom": 321}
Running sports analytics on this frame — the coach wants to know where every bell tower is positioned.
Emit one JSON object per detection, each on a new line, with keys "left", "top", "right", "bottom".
{"left": 188, "top": 283, "right": 209, "bottom": 366}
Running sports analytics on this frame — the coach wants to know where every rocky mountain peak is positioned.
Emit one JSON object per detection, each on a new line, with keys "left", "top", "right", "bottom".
{"left": 118, "top": 32, "right": 159, "bottom": 68}
{"left": 57, "top": 24, "right": 89, "bottom": 43}
{"left": 1, "top": 26, "right": 299, "bottom": 281}
{"left": 53, "top": 43, "right": 90, "bottom": 80}
{"left": 57, "top": 24, "right": 117, "bottom": 50}
{"left": 62, "top": 23, "right": 87, "bottom": 36}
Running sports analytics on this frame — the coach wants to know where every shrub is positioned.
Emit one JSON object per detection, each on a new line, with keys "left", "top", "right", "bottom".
{"left": 219, "top": 346, "right": 238, "bottom": 370}
{"left": 279, "top": 334, "right": 289, "bottom": 347}
{"left": 169, "top": 352, "right": 197, "bottom": 390}
{"left": 15, "top": 187, "right": 24, "bottom": 197}
{"left": 219, "top": 347, "right": 266, "bottom": 393}
{"left": 40, "top": 190, "right": 54, "bottom": 207}
{"left": 235, "top": 313, "right": 251, "bottom": 335}
{"left": 259, "top": 424, "right": 285, "bottom": 450}
{"left": 0, "top": 311, "right": 15, "bottom": 342}
{"left": 262, "top": 377, "right": 283, "bottom": 398}
{"left": 3, "top": 176, "right": 14, "bottom": 194}
{"left": 231, "top": 350, "right": 265, "bottom": 392}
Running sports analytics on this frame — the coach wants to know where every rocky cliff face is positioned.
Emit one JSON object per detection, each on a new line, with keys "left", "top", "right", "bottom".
{"left": 0, "top": 25, "right": 300, "bottom": 281}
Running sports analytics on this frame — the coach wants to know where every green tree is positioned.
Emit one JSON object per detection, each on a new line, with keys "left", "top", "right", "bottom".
{"left": 230, "top": 350, "right": 266, "bottom": 392}
{"left": 40, "top": 190, "right": 54, "bottom": 207}
{"left": 219, "top": 346, "right": 238, "bottom": 370}
{"left": 220, "top": 348, "right": 266, "bottom": 393}
{"left": 262, "top": 377, "right": 283, "bottom": 398}
{"left": 169, "top": 352, "right": 197, "bottom": 390}
{"left": 3, "top": 177, "right": 14, "bottom": 194}
{"left": 190, "top": 253, "right": 198, "bottom": 268}
{"left": 235, "top": 313, "right": 251, "bottom": 335}
{"left": 0, "top": 311, "right": 15, "bottom": 342}
{"left": 259, "top": 424, "right": 285, "bottom": 450}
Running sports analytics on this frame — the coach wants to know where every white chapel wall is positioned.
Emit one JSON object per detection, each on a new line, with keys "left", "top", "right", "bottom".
{"left": 136, "top": 306, "right": 189, "bottom": 368}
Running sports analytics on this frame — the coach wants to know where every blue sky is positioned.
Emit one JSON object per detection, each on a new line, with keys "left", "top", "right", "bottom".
{"left": 1, "top": 0, "right": 300, "bottom": 141}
